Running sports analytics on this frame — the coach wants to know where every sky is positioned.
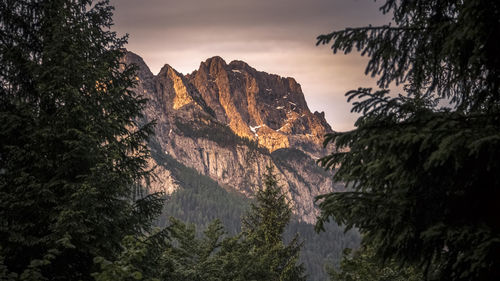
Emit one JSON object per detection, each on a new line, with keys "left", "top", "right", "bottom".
{"left": 109, "top": 0, "right": 392, "bottom": 131}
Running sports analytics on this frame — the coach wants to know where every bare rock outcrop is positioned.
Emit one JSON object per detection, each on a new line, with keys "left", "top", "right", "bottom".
{"left": 188, "top": 56, "right": 333, "bottom": 156}
{"left": 122, "top": 51, "right": 336, "bottom": 223}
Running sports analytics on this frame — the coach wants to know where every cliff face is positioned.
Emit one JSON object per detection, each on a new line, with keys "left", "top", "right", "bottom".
{"left": 188, "top": 57, "right": 332, "bottom": 156}
{"left": 122, "top": 51, "right": 336, "bottom": 223}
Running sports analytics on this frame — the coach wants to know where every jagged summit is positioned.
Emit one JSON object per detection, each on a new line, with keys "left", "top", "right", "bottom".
{"left": 121, "top": 51, "right": 337, "bottom": 223}
{"left": 121, "top": 50, "right": 154, "bottom": 79}
{"left": 123, "top": 50, "right": 332, "bottom": 155}
{"left": 228, "top": 59, "right": 256, "bottom": 74}
{"left": 203, "top": 55, "right": 227, "bottom": 65}
{"left": 158, "top": 63, "right": 178, "bottom": 75}
{"left": 198, "top": 56, "right": 228, "bottom": 75}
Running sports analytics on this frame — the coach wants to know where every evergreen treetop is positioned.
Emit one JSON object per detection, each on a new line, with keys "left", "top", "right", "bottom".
{"left": 242, "top": 165, "right": 292, "bottom": 246}
{"left": 238, "top": 165, "right": 305, "bottom": 281}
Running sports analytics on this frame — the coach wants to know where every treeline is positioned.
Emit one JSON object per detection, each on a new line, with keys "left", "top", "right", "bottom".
{"left": 154, "top": 148, "right": 249, "bottom": 234}
{"left": 130, "top": 143, "right": 362, "bottom": 281}
{"left": 151, "top": 141, "right": 360, "bottom": 281}
{"left": 92, "top": 166, "right": 305, "bottom": 280}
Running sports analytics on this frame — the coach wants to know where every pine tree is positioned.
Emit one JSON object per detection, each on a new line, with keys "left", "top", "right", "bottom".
{"left": 161, "top": 218, "right": 226, "bottom": 281}
{"left": 316, "top": 1, "right": 500, "bottom": 280}
{"left": 231, "top": 165, "right": 305, "bottom": 281}
{"left": 93, "top": 218, "right": 226, "bottom": 281}
{"left": 0, "top": 0, "right": 162, "bottom": 280}
{"left": 242, "top": 166, "right": 292, "bottom": 246}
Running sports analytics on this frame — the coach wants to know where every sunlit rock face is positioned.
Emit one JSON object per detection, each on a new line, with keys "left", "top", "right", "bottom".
{"left": 188, "top": 56, "right": 332, "bottom": 156}
{"left": 121, "top": 51, "right": 337, "bottom": 223}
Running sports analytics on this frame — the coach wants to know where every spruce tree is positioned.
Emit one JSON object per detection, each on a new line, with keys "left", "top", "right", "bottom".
{"left": 0, "top": 0, "right": 162, "bottom": 280}
{"left": 233, "top": 165, "right": 305, "bottom": 281}
{"left": 161, "top": 218, "right": 226, "bottom": 281}
{"left": 93, "top": 218, "right": 226, "bottom": 281}
{"left": 316, "top": 1, "right": 500, "bottom": 280}
{"left": 243, "top": 166, "right": 293, "bottom": 246}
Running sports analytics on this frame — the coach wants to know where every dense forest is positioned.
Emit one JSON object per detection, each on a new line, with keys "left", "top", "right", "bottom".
{"left": 1, "top": 0, "right": 499, "bottom": 280}
{"left": 150, "top": 140, "right": 359, "bottom": 281}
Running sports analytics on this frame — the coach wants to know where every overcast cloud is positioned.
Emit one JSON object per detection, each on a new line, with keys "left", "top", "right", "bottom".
{"left": 109, "top": 0, "right": 392, "bottom": 131}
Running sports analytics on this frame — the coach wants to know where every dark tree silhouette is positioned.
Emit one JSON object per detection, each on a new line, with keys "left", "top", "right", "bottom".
{"left": 316, "top": 1, "right": 500, "bottom": 280}
{"left": 0, "top": 1, "right": 162, "bottom": 279}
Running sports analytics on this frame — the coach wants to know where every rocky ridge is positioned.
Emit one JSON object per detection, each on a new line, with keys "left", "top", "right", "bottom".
{"left": 123, "top": 51, "right": 337, "bottom": 223}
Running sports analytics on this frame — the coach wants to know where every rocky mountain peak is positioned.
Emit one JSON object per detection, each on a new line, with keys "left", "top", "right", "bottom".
{"left": 121, "top": 50, "right": 154, "bottom": 80}
{"left": 122, "top": 51, "right": 338, "bottom": 223}
{"left": 228, "top": 59, "right": 255, "bottom": 73}
{"left": 158, "top": 63, "right": 176, "bottom": 75}
{"left": 185, "top": 56, "right": 332, "bottom": 155}
{"left": 156, "top": 64, "right": 196, "bottom": 110}
{"left": 200, "top": 56, "right": 227, "bottom": 75}
{"left": 122, "top": 51, "right": 332, "bottom": 156}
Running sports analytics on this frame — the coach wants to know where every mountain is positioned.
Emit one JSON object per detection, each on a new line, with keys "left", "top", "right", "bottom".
{"left": 122, "top": 51, "right": 339, "bottom": 223}
{"left": 187, "top": 56, "right": 333, "bottom": 155}
{"left": 121, "top": 51, "right": 359, "bottom": 281}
